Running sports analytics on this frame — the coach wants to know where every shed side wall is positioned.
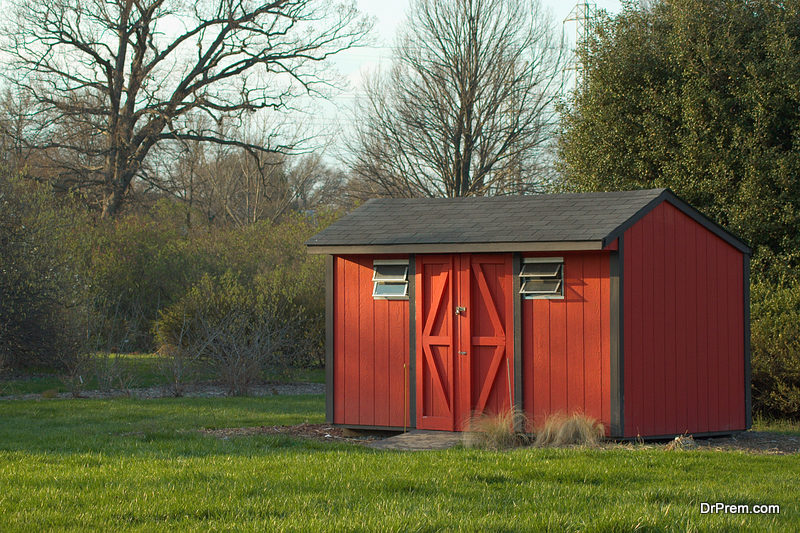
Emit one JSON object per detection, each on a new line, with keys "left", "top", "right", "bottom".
{"left": 623, "top": 202, "right": 745, "bottom": 437}
{"left": 334, "top": 255, "right": 410, "bottom": 427}
{"left": 522, "top": 251, "right": 611, "bottom": 433}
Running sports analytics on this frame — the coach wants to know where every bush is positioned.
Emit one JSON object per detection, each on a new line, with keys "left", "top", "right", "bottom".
{"left": 0, "top": 176, "right": 89, "bottom": 370}
{"left": 751, "top": 278, "right": 800, "bottom": 419}
{"left": 86, "top": 200, "right": 207, "bottom": 352}
{"left": 0, "top": 175, "right": 336, "bottom": 378}
{"left": 89, "top": 205, "right": 332, "bottom": 361}
{"left": 155, "top": 272, "right": 308, "bottom": 395}
{"left": 534, "top": 414, "right": 605, "bottom": 447}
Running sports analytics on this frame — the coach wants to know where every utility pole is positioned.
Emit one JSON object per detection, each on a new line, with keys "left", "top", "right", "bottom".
{"left": 563, "top": 2, "right": 596, "bottom": 89}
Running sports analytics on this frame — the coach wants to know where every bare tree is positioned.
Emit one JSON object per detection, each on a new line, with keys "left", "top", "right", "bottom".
{"left": 157, "top": 115, "right": 296, "bottom": 226}
{"left": 287, "top": 154, "right": 348, "bottom": 211}
{"left": 347, "top": 0, "right": 565, "bottom": 198}
{"left": 155, "top": 117, "right": 346, "bottom": 226}
{"left": 1, "top": 0, "right": 370, "bottom": 216}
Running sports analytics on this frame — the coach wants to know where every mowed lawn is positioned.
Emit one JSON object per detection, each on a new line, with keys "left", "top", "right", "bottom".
{"left": 0, "top": 354, "right": 325, "bottom": 395}
{"left": 0, "top": 396, "right": 798, "bottom": 532}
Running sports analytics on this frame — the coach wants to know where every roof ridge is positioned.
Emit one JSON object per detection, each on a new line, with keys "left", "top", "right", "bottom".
{"left": 370, "top": 188, "right": 667, "bottom": 202}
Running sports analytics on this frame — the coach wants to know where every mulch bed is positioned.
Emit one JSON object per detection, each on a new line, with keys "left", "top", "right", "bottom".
{"left": 200, "top": 424, "right": 800, "bottom": 454}
{"left": 682, "top": 431, "right": 800, "bottom": 455}
{"left": 600, "top": 431, "right": 800, "bottom": 455}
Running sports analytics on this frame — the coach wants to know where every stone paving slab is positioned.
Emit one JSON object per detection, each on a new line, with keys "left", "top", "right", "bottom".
{"left": 367, "top": 430, "right": 462, "bottom": 451}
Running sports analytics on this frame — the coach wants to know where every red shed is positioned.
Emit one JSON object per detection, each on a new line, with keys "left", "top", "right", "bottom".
{"left": 306, "top": 189, "right": 751, "bottom": 438}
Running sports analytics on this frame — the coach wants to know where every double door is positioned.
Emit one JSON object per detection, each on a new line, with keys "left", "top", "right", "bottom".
{"left": 416, "top": 254, "right": 514, "bottom": 431}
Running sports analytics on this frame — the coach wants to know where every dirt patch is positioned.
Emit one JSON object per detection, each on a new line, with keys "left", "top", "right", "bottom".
{"left": 687, "top": 431, "right": 800, "bottom": 455}
{"left": 200, "top": 423, "right": 386, "bottom": 444}
{"left": 199, "top": 424, "right": 800, "bottom": 454}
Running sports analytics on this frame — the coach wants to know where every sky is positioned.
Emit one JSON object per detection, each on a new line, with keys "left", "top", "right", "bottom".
{"left": 311, "top": 0, "right": 625, "bottom": 159}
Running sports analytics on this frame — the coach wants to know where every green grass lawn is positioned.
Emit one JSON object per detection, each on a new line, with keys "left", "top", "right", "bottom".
{"left": 0, "top": 354, "right": 325, "bottom": 395}
{"left": 753, "top": 416, "right": 800, "bottom": 436}
{"left": 0, "top": 396, "right": 798, "bottom": 531}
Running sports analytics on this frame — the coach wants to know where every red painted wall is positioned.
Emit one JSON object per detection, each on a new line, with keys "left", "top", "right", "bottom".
{"left": 333, "top": 255, "right": 410, "bottom": 427}
{"left": 623, "top": 201, "right": 745, "bottom": 437}
{"left": 522, "top": 252, "right": 611, "bottom": 433}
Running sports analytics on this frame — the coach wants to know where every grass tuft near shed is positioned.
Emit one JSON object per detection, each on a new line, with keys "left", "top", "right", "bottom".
{"left": 534, "top": 413, "right": 605, "bottom": 447}
{"left": 462, "top": 409, "right": 531, "bottom": 450}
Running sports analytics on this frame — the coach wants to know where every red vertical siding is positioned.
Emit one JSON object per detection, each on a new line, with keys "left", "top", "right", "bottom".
{"left": 522, "top": 252, "right": 611, "bottom": 433}
{"left": 623, "top": 202, "right": 745, "bottom": 437}
{"left": 333, "top": 255, "right": 410, "bottom": 427}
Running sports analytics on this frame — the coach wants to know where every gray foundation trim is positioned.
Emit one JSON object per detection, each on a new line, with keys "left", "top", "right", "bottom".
{"left": 308, "top": 241, "right": 603, "bottom": 255}
{"left": 325, "top": 255, "right": 334, "bottom": 424}
{"left": 613, "top": 429, "right": 745, "bottom": 442}
{"left": 512, "top": 253, "right": 523, "bottom": 420}
{"left": 335, "top": 424, "right": 406, "bottom": 432}
{"left": 408, "top": 254, "right": 417, "bottom": 429}
{"left": 743, "top": 254, "right": 752, "bottom": 429}
{"left": 609, "top": 236, "right": 624, "bottom": 438}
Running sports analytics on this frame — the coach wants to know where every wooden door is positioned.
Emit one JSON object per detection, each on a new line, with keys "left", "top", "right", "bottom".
{"left": 461, "top": 254, "right": 514, "bottom": 428}
{"left": 417, "top": 254, "right": 514, "bottom": 431}
{"left": 416, "top": 255, "right": 456, "bottom": 430}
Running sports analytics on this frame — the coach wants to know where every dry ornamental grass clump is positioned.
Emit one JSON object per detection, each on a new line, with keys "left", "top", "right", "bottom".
{"left": 665, "top": 434, "right": 696, "bottom": 451}
{"left": 534, "top": 413, "right": 605, "bottom": 447}
{"left": 462, "top": 409, "right": 531, "bottom": 450}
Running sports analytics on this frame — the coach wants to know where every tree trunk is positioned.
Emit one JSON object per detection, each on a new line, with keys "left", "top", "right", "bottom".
{"left": 101, "top": 166, "right": 134, "bottom": 218}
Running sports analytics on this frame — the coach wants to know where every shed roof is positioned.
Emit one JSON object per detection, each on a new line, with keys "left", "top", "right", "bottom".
{"left": 307, "top": 188, "right": 750, "bottom": 254}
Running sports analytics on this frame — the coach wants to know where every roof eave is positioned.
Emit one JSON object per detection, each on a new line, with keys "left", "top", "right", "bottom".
{"left": 306, "top": 240, "right": 605, "bottom": 255}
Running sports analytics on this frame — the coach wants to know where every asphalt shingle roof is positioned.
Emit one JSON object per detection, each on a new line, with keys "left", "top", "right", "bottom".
{"left": 307, "top": 189, "right": 667, "bottom": 247}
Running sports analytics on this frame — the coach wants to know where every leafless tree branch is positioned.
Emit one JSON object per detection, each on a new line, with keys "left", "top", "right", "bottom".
{"left": 1, "top": 0, "right": 371, "bottom": 215}
{"left": 347, "top": 0, "right": 565, "bottom": 199}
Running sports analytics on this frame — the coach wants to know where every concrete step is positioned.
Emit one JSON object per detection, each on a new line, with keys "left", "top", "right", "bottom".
{"left": 367, "top": 430, "right": 462, "bottom": 451}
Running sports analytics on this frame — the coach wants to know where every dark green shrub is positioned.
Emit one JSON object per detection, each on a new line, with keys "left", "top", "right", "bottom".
{"left": 751, "top": 278, "right": 800, "bottom": 419}
{"left": 155, "top": 272, "right": 308, "bottom": 394}
{"left": 86, "top": 200, "right": 207, "bottom": 351}
{"left": 0, "top": 174, "right": 336, "bottom": 377}
{"left": 0, "top": 176, "right": 88, "bottom": 369}
{"left": 89, "top": 205, "right": 334, "bottom": 358}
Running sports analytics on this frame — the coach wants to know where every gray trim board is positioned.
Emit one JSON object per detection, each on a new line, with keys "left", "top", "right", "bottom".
{"left": 662, "top": 192, "right": 751, "bottom": 254}
{"left": 609, "top": 236, "right": 624, "bottom": 437}
{"left": 744, "top": 254, "right": 752, "bottom": 429}
{"left": 325, "top": 255, "right": 334, "bottom": 424}
{"left": 612, "top": 429, "right": 744, "bottom": 442}
{"left": 512, "top": 253, "right": 523, "bottom": 426}
{"left": 408, "top": 254, "right": 417, "bottom": 429}
{"left": 308, "top": 241, "right": 603, "bottom": 255}
{"left": 601, "top": 194, "right": 665, "bottom": 248}
{"left": 335, "top": 424, "right": 407, "bottom": 432}
{"left": 601, "top": 190, "right": 751, "bottom": 254}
